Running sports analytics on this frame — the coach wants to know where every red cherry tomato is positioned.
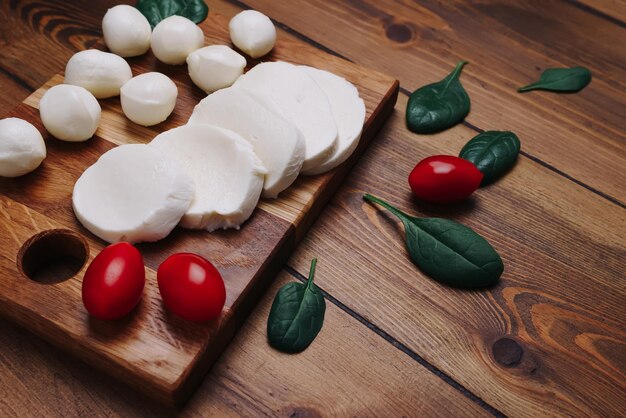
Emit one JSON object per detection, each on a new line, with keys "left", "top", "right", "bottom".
{"left": 408, "top": 155, "right": 483, "bottom": 203}
{"left": 82, "top": 242, "right": 145, "bottom": 320}
{"left": 157, "top": 253, "right": 226, "bottom": 322}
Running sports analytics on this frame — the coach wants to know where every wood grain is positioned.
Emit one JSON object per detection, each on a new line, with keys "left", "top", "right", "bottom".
{"left": 21, "top": 43, "right": 399, "bottom": 241}
{"left": 1, "top": 0, "right": 625, "bottom": 416}
{"left": 0, "top": 271, "right": 488, "bottom": 417}
{"left": 286, "top": 93, "right": 626, "bottom": 416}
{"left": 0, "top": 7, "right": 398, "bottom": 407}
{"left": 575, "top": 0, "right": 626, "bottom": 23}
{"left": 246, "top": 0, "right": 626, "bottom": 204}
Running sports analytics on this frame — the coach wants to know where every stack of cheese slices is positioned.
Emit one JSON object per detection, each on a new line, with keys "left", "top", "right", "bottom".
{"left": 73, "top": 61, "right": 366, "bottom": 244}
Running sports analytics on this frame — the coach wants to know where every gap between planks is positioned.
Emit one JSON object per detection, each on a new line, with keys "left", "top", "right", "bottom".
{"left": 5, "top": 0, "right": 619, "bottom": 413}
{"left": 224, "top": 0, "right": 625, "bottom": 414}
{"left": 283, "top": 265, "right": 506, "bottom": 418}
{"left": 222, "top": 1, "right": 505, "bottom": 412}
{"left": 563, "top": 0, "right": 626, "bottom": 29}
{"left": 394, "top": 87, "right": 626, "bottom": 210}
{"left": 231, "top": 0, "right": 625, "bottom": 209}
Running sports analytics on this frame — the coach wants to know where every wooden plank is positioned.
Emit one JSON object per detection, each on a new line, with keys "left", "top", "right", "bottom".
{"left": 0, "top": 0, "right": 106, "bottom": 87}
{"left": 0, "top": 0, "right": 225, "bottom": 106}
{"left": 0, "top": 272, "right": 487, "bottom": 417}
{"left": 285, "top": 93, "right": 626, "bottom": 416}
{"left": 0, "top": 0, "right": 623, "bottom": 414}
{"left": 0, "top": 194, "right": 236, "bottom": 405}
{"left": 575, "top": 0, "right": 626, "bottom": 23}
{"left": 0, "top": 7, "right": 398, "bottom": 406}
{"left": 20, "top": 49, "right": 399, "bottom": 240}
{"left": 246, "top": 0, "right": 626, "bottom": 203}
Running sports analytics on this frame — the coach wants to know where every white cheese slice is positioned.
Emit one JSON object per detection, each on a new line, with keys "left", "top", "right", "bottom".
{"left": 188, "top": 87, "right": 305, "bottom": 198}
{"left": 233, "top": 61, "right": 338, "bottom": 172}
{"left": 299, "top": 66, "right": 366, "bottom": 175}
{"left": 150, "top": 124, "right": 266, "bottom": 231}
{"left": 72, "top": 144, "right": 194, "bottom": 244}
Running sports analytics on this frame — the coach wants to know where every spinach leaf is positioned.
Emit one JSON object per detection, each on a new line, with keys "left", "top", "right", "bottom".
{"left": 406, "top": 61, "right": 470, "bottom": 134}
{"left": 267, "top": 258, "right": 325, "bottom": 353}
{"left": 135, "top": 0, "right": 208, "bottom": 28}
{"left": 364, "top": 194, "right": 503, "bottom": 288}
{"left": 459, "top": 130, "right": 521, "bottom": 186}
{"left": 518, "top": 67, "right": 591, "bottom": 93}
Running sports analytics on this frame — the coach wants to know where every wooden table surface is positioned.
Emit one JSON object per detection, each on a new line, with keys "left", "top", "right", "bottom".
{"left": 1, "top": 1, "right": 624, "bottom": 416}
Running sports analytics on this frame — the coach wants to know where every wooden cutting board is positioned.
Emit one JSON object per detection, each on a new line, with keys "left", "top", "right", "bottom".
{"left": 0, "top": 11, "right": 398, "bottom": 406}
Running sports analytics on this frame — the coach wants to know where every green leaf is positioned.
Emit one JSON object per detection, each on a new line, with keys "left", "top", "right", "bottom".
{"left": 363, "top": 194, "right": 503, "bottom": 288}
{"left": 459, "top": 130, "right": 521, "bottom": 186}
{"left": 406, "top": 61, "right": 470, "bottom": 134}
{"left": 518, "top": 66, "right": 591, "bottom": 93}
{"left": 267, "top": 258, "right": 326, "bottom": 353}
{"left": 135, "top": 0, "right": 209, "bottom": 28}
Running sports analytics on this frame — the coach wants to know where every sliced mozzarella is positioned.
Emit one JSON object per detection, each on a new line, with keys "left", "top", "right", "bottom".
{"left": 299, "top": 66, "right": 366, "bottom": 175}
{"left": 150, "top": 124, "right": 266, "bottom": 231}
{"left": 64, "top": 49, "right": 132, "bottom": 99}
{"left": 233, "top": 61, "right": 338, "bottom": 172}
{"left": 188, "top": 88, "right": 305, "bottom": 198}
{"left": 73, "top": 144, "right": 194, "bottom": 244}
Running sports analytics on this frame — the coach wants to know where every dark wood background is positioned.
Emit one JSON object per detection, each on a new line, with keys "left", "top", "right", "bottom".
{"left": 1, "top": 0, "right": 624, "bottom": 416}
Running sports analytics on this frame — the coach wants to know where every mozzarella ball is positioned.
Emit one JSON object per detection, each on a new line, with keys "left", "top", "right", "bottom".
{"left": 39, "top": 85, "right": 101, "bottom": 142}
{"left": 64, "top": 49, "right": 132, "bottom": 98}
{"left": 186, "top": 45, "right": 246, "bottom": 93}
{"left": 102, "top": 5, "right": 151, "bottom": 57}
{"left": 121, "top": 72, "right": 177, "bottom": 126}
{"left": 229, "top": 10, "right": 276, "bottom": 58}
{"left": 151, "top": 16, "right": 204, "bottom": 65}
{"left": 0, "top": 118, "right": 46, "bottom": 177}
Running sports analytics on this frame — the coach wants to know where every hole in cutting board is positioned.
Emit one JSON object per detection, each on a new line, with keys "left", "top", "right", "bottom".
{"left": 18, "top": 229, "right": 88, "bottom": 284}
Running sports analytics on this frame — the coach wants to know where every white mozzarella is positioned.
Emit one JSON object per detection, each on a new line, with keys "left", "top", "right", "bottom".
{"left": 150, "top": 124, "right": 266, "bottom": 231}
{"left": 186, "top": 45, "right": 246, "bottom": 93}
{"left": 0, "top": 118, "right": 46, "bottom": 177}
{"left": 228, "top": 10, "right": 276, "bottom": 58}
{"left": 151, "top": 15, "right": 204, "bottom": 65}
{"left": 73, "top": 144, "right": 194, "bottom": 244}
{"left": 64, "top": 49, "right": 133, "bottom": 99}
{"left": 39, "top": 84, "right": 101, "bottom": 142}
{"left": 102, "top": 5, "right": 151, "bottom": 57}
{"left": 188, "top": 87, "right": 305, "bottom": 198}
{"left": 299, "top": 66, "right": 366, "bottom": 175}
{"left": 233, "top": 61, "right": 338, "bottom": 172}
{"left": 120, "top": 72, "right": 177, "bottom": 126}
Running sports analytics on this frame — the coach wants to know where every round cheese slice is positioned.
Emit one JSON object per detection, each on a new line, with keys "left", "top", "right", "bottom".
{"left": 72, "top": 144, "right": 194, "bottom": 244}
{"left": 150, "top": 124, "right": 266, "bottom": 231}
{"left": 233, "top": 61, "right": 338, "bottom": 173}
{"left": 188, "top": 87, "right": 305, "bottom": 198}
{"left": 299, "top": 66, "right": 366, "bottom": 175}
